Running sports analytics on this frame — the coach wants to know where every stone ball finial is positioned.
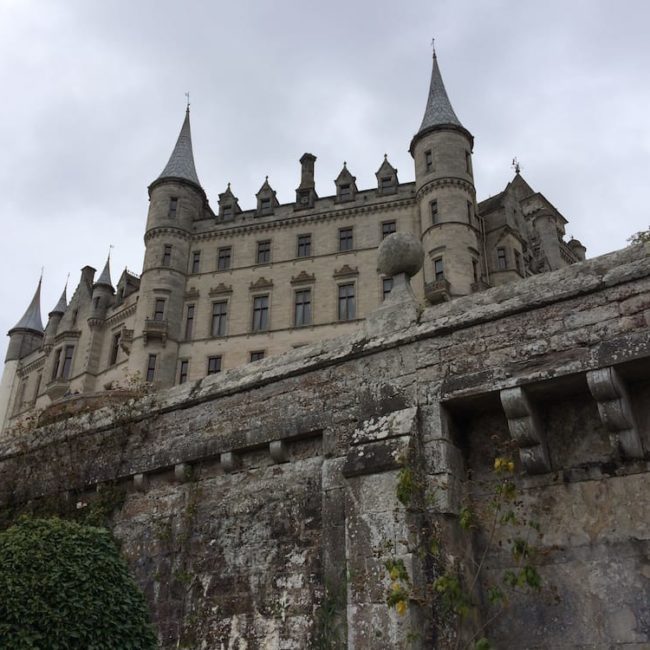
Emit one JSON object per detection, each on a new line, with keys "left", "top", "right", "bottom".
{"left": 377, "top": 232, "right": 424, "bottom": 278}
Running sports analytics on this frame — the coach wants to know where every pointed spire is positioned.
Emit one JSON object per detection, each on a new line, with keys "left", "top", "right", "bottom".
{"left": 156, "top": 106, "right": 201, "bottom": 186}
{"left": 418, "top": 47, "right": 463, "bottom": 132}
{"left": 10, "top": 276, "right": 44, "bottom": 334}
{"left": 49, "top": 281, "right": 68, "bottom": 316}
{"left": 95, "top": 252, "right": 113, "bottom": 289}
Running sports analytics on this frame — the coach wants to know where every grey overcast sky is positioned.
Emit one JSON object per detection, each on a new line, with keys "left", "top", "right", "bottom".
{"left": 1, "top": 0, "right": 649, "bottom": 358}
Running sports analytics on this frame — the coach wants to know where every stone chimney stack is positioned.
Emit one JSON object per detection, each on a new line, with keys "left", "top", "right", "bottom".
{"left": 295, "top": 153, "right": 318, "bottom": 209}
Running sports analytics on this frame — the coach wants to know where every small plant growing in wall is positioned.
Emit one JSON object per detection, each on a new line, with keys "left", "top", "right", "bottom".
{"left": 385, "top": 453, "right": 548, "bottom": 649}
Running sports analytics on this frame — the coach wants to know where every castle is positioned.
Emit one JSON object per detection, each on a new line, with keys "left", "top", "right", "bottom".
{"left": 0, "top": 49, "right": 586, "bottom": 432}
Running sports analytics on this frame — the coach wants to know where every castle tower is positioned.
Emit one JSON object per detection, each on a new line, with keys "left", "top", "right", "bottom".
{"left": 410, "top": 47, "right": 483, "bottom": 302}
{"left": 43, "top": 283, "right": 68, "bottom": 351}
{"left": 0, "top": 277, "right": 44, "bottom": 430}
{"left": 129, "top": 107, "right": 207, "bottom": 386}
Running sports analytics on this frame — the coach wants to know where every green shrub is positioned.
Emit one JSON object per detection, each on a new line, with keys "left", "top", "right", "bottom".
{"left": 0, "top": 516, "right": 157, "bottom": 649}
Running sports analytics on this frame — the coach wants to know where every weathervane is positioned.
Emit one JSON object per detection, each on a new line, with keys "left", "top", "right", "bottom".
{"left": 431, "top": 37, "right": 436, "bottom": 56}
{"left": 185, "top": 91, "right": 190, "bottom": 110}
{"left": 511, "top": 157, "right": 522, "bottom": 174}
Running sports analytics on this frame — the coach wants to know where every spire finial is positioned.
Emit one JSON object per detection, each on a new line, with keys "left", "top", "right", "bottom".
{"left": 511, "top": 157, "right": 522, "bottom": 174}
{"left": 431, "top": 37, "right": 436, "bottom": 58}
{"left": 185, "top": 91, "right": 190, "bottom": 111}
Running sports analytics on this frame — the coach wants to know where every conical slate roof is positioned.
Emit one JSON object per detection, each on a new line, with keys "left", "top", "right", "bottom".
{"left": 418, "top": 50, "right": 463, "bottom": 132}
{"left": 10, "top": 278, "right": 44, "bottom": 334}
{"left": 157, "top": 108, "right": 201, "bottom": 186}
{"left": 95, "top": 255, "right": 113, "bottom": 288}
{"left": 49, "top": 284, "right": 67, "bottom": 315}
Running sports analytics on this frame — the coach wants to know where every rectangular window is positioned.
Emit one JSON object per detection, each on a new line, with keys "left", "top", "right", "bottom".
{"left": 260, "top": 197, "right": 272, "bottom": 215}
{"left": 52, "top": 348, "right": 61, "bottom": 380}
{"left": 434, "top": 258, "right": 444, "bottom": 281}
{"left": 425, "top": 150, "right": 433, "bottom": 171}
{"left": 178, "top": 360, "right": 189, "bottom": 384}
{"left": 252, "top": 295, "right": 269, "bottom": 331}
{"left": 61, "top": 345, "right": 74, "bottom": 380}
{"left": 110, "top": 332, "right": 121, "bottom": 365}
{"left": 472, "top": 259, "right": 479, "bottom": 283}
{"left": 338, "top": 283, "right": 356, "bottom": 321}
{"left": 211, "top": 301, "right": 228, "bottom": 337}
{"left": 381, "top": 175, "right": 392, "bottom": 189}
{"left": 168, "top": 197, "right": 178, "bottom": 217}
{"left": 339, "top": 183, "right": 351, "bottom": 200}
{"left": 185, "top": 304, "right": 195, "bottom": 340}
{"left": 382, "top": 277, "right": 393, "bottom": 301}
{"left": 294, "top": 289, "right": 312, "bottom": 327}
{"left": 222, "top": 205, "right": 233, "bottom": 219}
{"left": 217, "top": 247, "right": 231, "bottom": 271}
{"left": 467, "top": 201, "right": 473, "bottom": 222}
{"left": 207, "top": 356, "right": 221, "bottom": 375}
{"left": 256, "top": 240, "right": 271, "bottom": 264}
{"left": 191, "top": 250, "right": 201, "bottom": 274}
{"left": 153, "top": 298, "right": 165, "bottom": 321}
{"left": 431, "top": 200, "right": 438, "bottom": 224}
{"left": 514, "top": 249, "right": 523, "bottom": 274}
{"left": 382, "top": 221, "right": 396, "bottom": 239}
{"left": 497, "top": 247, "right": 507, "bottom": 270}
{"left": 297, "top": 234, "right": 311, "bottom": 257}
{"left": 250, "top": 350, "right": 265, "bottom": 362}
{"left": 146, "top": 354, "right": 157, "bottom": 382}
{"left": 162, "top": 244, "right": 172, "bottom": 266}
{"left": 465, "top": 151, "right": 472, "bottom": 175}
{"left": 339, "top": 227, "right": 353, "bottom": 252}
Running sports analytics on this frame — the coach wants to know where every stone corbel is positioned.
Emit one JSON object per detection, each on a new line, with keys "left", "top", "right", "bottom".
{"left": 586, "top": 366, "right": 644, "bottom": 459}
{"left": 500, "top": 386, "right": 551, "bottom": 474}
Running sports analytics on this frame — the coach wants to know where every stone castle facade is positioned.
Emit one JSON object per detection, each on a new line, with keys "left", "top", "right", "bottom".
{"left": 0, "top": 50, "right": 586, "bottom": 432}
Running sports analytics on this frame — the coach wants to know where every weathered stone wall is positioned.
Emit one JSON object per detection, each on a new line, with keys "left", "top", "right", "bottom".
{"left": 1, "top": 244, "right": 648, "bottom": 648}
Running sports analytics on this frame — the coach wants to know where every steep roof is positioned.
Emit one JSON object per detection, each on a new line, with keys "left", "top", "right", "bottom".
{"left": 95, "top": 255, "right": 113, "bottom": 289}
{"left": 10, "top": 277, "right": 44, "bottom": 334}
{"left": 49, "top": 284, "right": 67, "bottom": 316}
{"left": 156, "top": 108, "right": 201, "bottom": 186}
{"left": 417, "top": 50, "right": 463, "bottom": 133}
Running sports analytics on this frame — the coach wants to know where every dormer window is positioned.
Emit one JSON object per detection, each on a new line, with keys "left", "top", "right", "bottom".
{"left": 339, "top": 184, "right": 351, "bottom": 201}
{"left": 168, "top": 197, "right": 178, "bottom": 218}
{"left": 381, "top": 176, "right": 392, "bottom": 189}
{"left": 260, "top": 197, "right": 272, "bottom": 215}
{"left": 222, "top": 205, "right": 233, "bottom": 219}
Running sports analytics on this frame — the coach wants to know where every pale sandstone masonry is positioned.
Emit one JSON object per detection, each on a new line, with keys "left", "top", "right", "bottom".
{"left": 0, "top": 243, "right": 648, "bottom": 648}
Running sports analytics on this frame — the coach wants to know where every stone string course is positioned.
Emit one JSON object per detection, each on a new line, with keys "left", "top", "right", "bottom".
{"left": 1, "top": 244, "right": 649, "bottom": 648}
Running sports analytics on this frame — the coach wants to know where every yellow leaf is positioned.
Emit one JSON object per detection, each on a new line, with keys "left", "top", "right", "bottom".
{"left": 396, "top": 600, "right": 407, "bottom": 616}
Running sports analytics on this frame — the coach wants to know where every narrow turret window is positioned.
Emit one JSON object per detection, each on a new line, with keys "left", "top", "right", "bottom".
{"left": 217, "top": 247, "right": 232, "bottom": 271}
{"left": 191, "top": 251, "right": 201, "bottom": 274}
{"left": 431, "top": 200, "right": 438, "bottom": 224}
{"left": 382, "top": 277, "right": 393, "bottom": 301}
{"left": 207, "top": 356, "right": 222, "bottom": 375}
{"left": 168, "top": 197, "right": 178, "bottom": 218}
{"left": 465, "top": 151, "right": 472, "bottom": 176}
{"left": 110, "top": 333, "right": 121, "bottom": 365}
{"left": 434, "top": 258, "right": 444, "bottom": 281}
{"left": 61, "top": 345, "right": 75, "bottom": 379}
{"left": 146, "top": 354, "right": 157, "bottom": 382}
{"left": 497, "top": 247, "right": 507, "bottom": 270}
{"left": 153, "top": 298, "right": 165, "bottom": 321}
{"left": 425, "top": 150, "right": 433, "bottom": 172}
{"left": 178, "top": 360, "right": 189, "bottom": 384}
{"left": 162, "top": 245, "right": 172, "bottom": 266}
{"left": 185, "top": 304, "right": 195, "bottom": 340}
{"left": 211, "top": 302, "right": 228, "bottom": 337}
{"left": 472, "top": 259, "right": 479, "bottom": 283}
{"left": 252, "top": 295, "right": 270, "bottom": 331}
{"left": 338, "top": 283, "right": 356, "bottom": 321}
{"left": 467, "top": 201, "right": 473, "bottom": 222}
{"left": 52, "top": 349, "right": 62, "bottom": 380}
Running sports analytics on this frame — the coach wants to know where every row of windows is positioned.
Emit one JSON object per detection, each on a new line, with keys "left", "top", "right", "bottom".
{"left": 159, "top": 222, "right": 398, "bottom": 273}
{"left": 145, "top": 350, "right": 267, "bottom": 384}
{"left": 176, "top": 282, "right": 367, "bottom": 338}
